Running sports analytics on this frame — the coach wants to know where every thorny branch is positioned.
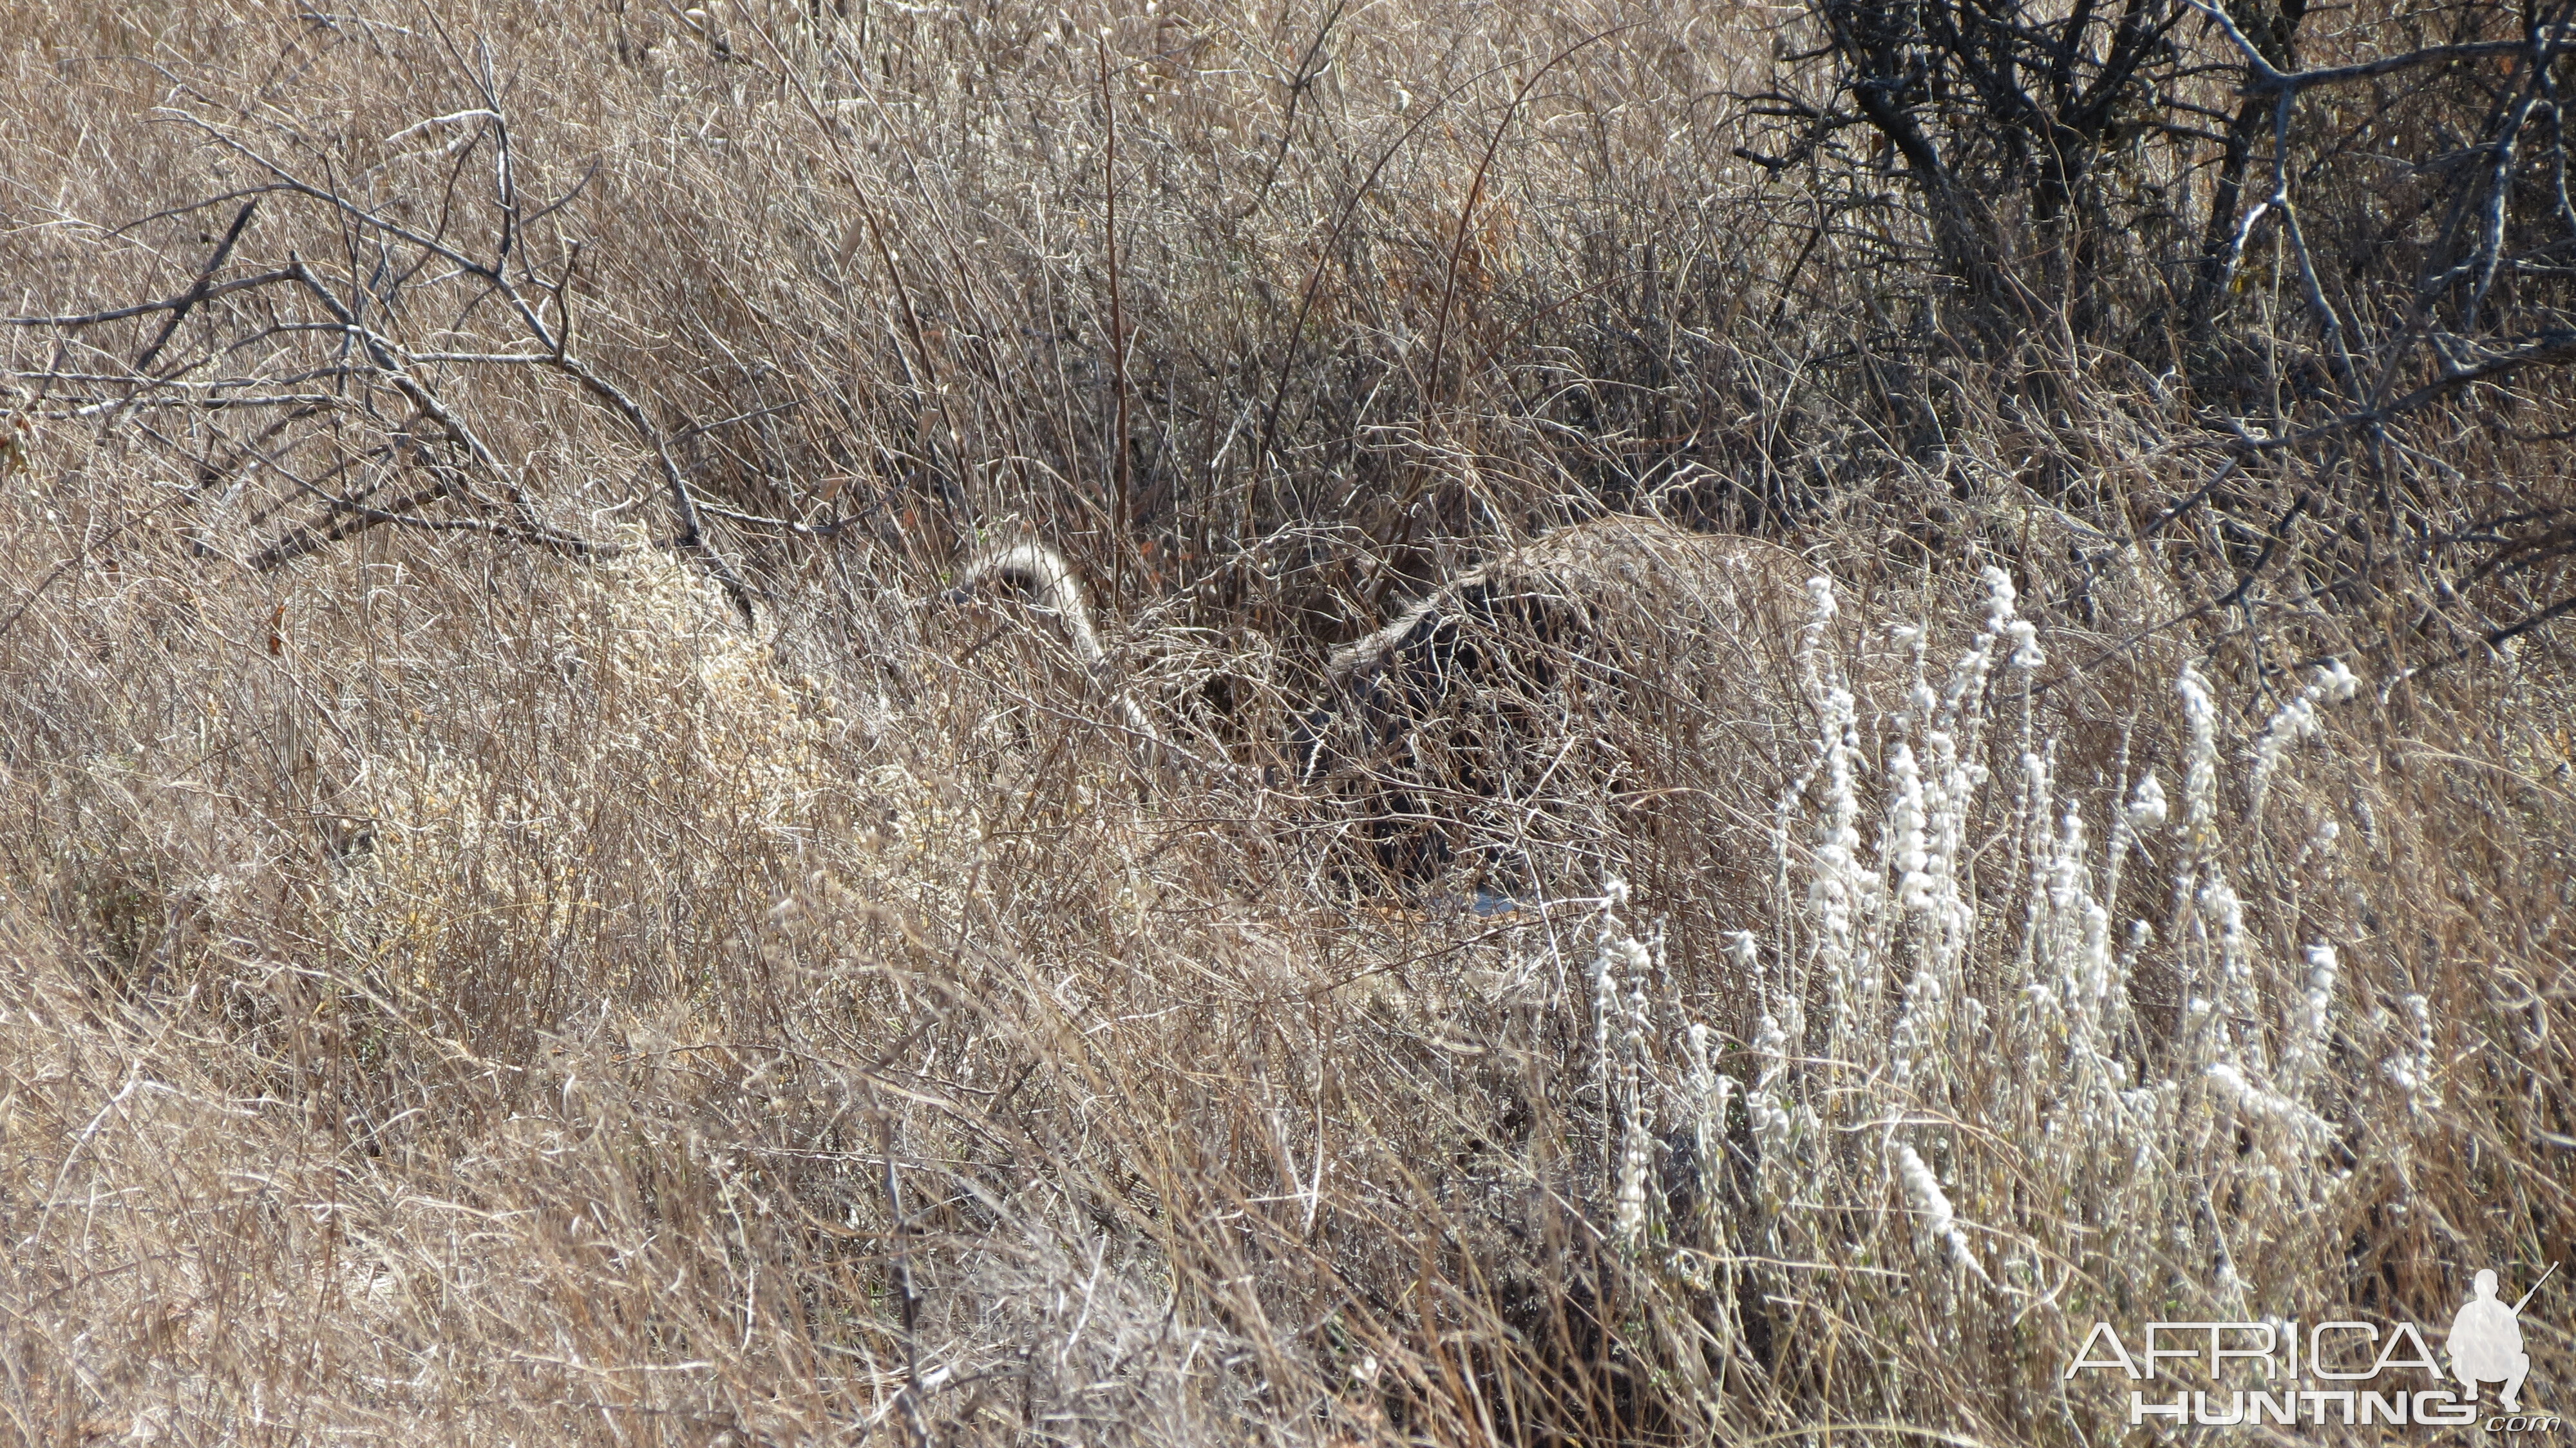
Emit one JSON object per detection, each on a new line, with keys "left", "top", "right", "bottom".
{"left": 1774, "top": 0, "right": 2576, "bottom": 678}
{"left": 7, "top": 89, "right": 762, "bottom": 623}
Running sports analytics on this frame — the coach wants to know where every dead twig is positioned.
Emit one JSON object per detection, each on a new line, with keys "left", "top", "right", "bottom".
{"left": 1101, "top": 35, "right": 1132, "bottom": 608}
{"left": 5, "top": 267, "right": 299, "bottom": 329}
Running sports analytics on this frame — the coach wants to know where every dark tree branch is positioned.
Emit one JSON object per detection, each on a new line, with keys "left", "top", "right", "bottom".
{"left": 6, "top": 267, "right": 301, "bottom": 328}
{"left": 2242, "top": 39, "right": 2527, "bottom": 93}
{"left": 130, "top": 200, "right": 261, "bottom": 376}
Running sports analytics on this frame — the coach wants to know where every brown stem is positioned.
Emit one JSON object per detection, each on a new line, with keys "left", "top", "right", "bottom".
{"left": 1101, "top": 36, "right": 1132, "bottom": 608}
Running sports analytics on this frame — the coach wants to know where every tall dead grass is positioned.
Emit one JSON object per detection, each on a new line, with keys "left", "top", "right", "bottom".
{"left": 3, "top": 1, "right": 2573, "bottom": 1443}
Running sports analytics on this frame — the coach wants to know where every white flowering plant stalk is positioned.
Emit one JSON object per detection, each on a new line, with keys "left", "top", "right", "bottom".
{"left": 1546, "top": 562, "right": 2454, "bottom": 1440}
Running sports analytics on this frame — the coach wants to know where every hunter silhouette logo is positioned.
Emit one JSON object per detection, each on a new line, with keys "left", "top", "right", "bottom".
{"left": 2452, "top": 1263, "right": 2553, "bottom": 1413}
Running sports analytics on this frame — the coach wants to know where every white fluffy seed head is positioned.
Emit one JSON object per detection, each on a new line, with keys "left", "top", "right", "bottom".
{"left": 1726, "top": 931, "right": 1759, "bottom": 972}
{"left": 2319, "top": 658, "right": 2359, "bottom": 701}
{"left": 2177, "top": 663, "right": 2220, "bottom": 852}
{"left": 1980, "top": 564, "right": 2018, "bottom": 631}
{"left": 1895, "top": 1142, "right": 1954, "bottom": 1236}
{"left": 2005, "top": 619, "right": 2043, "bottom": 669}
{"left": 1805, "top": 575, "right": 1837, "bottom": 622}
{"left": 2127, "top": 772, "right": 2169, "bottom": 834}
{"left": 2206, "top": 1062, "right": 2333, "bottom": 1145}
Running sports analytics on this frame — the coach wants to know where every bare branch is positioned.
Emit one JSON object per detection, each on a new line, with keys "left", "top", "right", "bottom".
{"left": 2386, "top": 590, "right": 2576, "bottom": 689}
{"left": 131, "top": 200, "right": 262, "bottom": 375}
{"left": 2244, "top": 40, "right": 2526, "bottom": 94}
{"left": 6, "top": 267, "right": 301, "bottom": 328}
{"left": 2226, "top": 329, "right": 2576, "bottom": 450}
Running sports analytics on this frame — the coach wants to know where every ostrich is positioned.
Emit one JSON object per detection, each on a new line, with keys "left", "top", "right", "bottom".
{"left": 941, "top": 540, "right": 1164, "bottom": 753}
{"left": 942, "top": 517, "right": 1862, "bottom": 910}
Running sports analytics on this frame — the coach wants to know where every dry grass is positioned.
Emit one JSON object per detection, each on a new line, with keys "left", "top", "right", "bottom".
{"left": 3, "top": 1, "right": 2573, "bottom": 1443}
